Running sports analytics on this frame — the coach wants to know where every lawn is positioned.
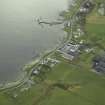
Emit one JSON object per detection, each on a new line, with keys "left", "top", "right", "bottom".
{"left": 35, "top": 53, "right": 105, "bottom": 105}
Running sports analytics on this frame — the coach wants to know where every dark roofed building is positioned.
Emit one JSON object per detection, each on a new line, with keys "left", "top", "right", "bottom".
{"left": 76, "top": 0, "right": 94, "bottom": 16}
{"left": 93, "top": 54, "right": 105, "bottom": 73}
{"left": 82, "top": 0, "right": 94, "bottom": 8}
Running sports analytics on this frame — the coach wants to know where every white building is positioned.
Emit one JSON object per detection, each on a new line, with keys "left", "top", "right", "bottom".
{"left": 58, "top": 43, "right": 80, "bottom": 60}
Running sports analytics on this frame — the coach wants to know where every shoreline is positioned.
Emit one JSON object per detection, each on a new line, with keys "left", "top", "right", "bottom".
{"left": 0, "top": 27, "right": 70, "bottom": 91}
{"left": 0, "top": 0, "right": 83, "bottom": 91}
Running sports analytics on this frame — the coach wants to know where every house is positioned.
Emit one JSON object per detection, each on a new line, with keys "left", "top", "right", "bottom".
{"left": 79, "top": 7, "right": 89, "bottom": 13}
{"left": 64, "top": 20, "right": 71, "bottom": 27}
{"left": 31, "top": 67, "right": 41, "bottom": 75}
{"left": 33, "top": 69, "right": 39, "bottom": 75}
{"left": 40, "top": 58, "right": 60, "bottom": 67}
{"left": 93, "top": 54, "right": 105, "bottom": 73}
{"left": 73, "top": 28, "right": 84, "bottom": 38}
{"left": 58, "top": 43, "right": 80, "bottom": 60}
{"left": 81, "top": 0, "right": 94, "bottom": 13}
{"left": 76, "top": 0, "right": 94, "bottom": 17}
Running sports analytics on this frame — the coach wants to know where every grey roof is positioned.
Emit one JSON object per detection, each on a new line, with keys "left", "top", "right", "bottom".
{"left": 93, "top": 54, "right": 105, "bottom": 73}
{"left": 58, "top": 43, "right": 80, "bottom": 60}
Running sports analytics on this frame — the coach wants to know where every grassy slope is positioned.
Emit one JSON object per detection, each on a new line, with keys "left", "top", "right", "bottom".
{"left": 85, "top": 5, "right": 105, "bottom": 46}
{"left": 37, "top": 1, "right": 105, "bottom": 105}
{"left": 38, "top": 53, "right": 105, "bottom": 105}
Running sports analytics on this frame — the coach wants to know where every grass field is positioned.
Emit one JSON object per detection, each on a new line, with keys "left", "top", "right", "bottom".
{"left": 1, "top": 51, "right": 105, "bottom": 105}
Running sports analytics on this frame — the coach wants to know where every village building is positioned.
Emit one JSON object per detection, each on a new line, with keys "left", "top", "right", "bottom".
{"left": 93, "top": 54, "right": 105, "bottom": 73}
{"left": 32, "top": 69, "right": 39, "bottom": 75}
{"left": 40, "top": 58, "right": 60, "bottom": 67}
{"left": 58, "top": 43, "right": 80, "bottom": 60}
{"left": 31, "top": 66, "right": 41, "bottom": 75}
{"left": 73, "top": 28, "right": 84, "bottom": 38}
{"left": 64, "top": 20, "right": 71, "bottom": 27}
{"left": 76, "top": 0, "right": 94, "bottom": 21}
{"left": 80, "top": 0, "right": 94, "bottom": 13}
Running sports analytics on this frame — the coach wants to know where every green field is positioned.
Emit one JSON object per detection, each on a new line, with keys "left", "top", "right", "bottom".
{"left": 1, "top": 52, "right": 105, "bottom": 105}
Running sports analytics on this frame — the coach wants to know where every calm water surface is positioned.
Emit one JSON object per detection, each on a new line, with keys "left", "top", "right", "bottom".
{"left": 0, "top": 0, "right": 68, "bottom": 83}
